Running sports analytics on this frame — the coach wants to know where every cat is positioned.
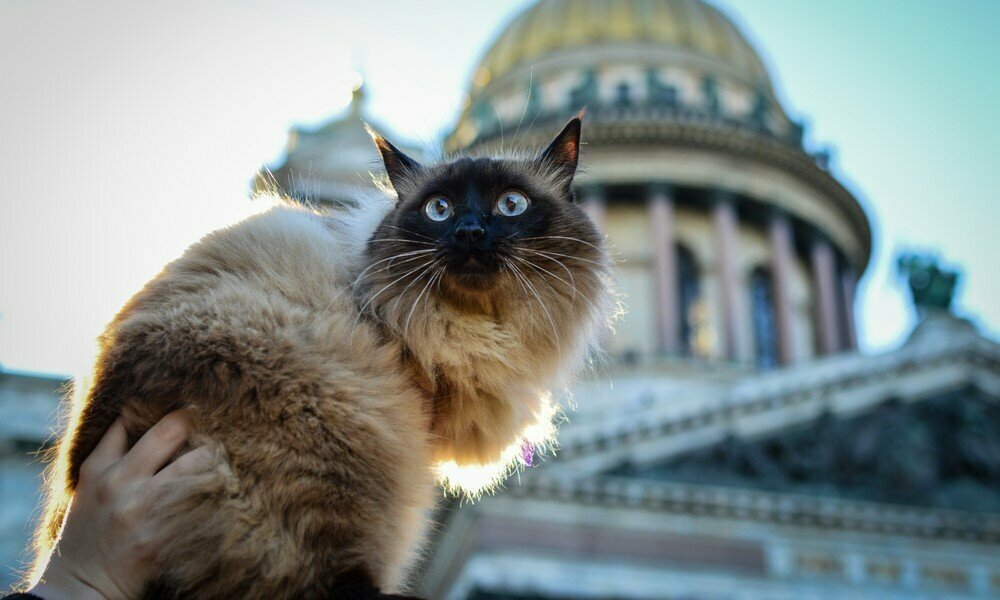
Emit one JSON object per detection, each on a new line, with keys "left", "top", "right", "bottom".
{"left": 29, "top": 114, "right": 613, "bottom": 598}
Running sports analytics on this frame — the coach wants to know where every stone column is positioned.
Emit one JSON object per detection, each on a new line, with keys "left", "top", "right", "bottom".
{"left": 579, "top": 184, "right": 606, "bottom": 232}
{"left": 712, "top": 194, "right": 745, "bottom": 361}
{"left": 810, "top": 236, "right": 842, "bottom": 354}
{"left": 768, "top": 212, "right": 796, "bottom": 364}
{"left": 840, "top": 265, "right": 859, "bottom": 350}
{"left": 648, "top": 184, "right": 679, "bottom": 354}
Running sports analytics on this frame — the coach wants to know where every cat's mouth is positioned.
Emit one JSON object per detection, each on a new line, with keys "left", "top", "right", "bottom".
{"left": 443, "top": 252, "right": 502, "bottom": 286}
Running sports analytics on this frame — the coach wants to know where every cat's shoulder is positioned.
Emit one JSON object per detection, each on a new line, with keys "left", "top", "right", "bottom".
{"left": 185, "top": 193, "right": 394, "bottom": 278}
{"left": 119, "top": 193, "right": 394, "bottom": 317}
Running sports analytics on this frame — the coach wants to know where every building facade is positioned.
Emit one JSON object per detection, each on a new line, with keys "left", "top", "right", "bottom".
{"left": 416, "top": 1, "right": 1000, "bottom": 598}
{"left": 261, "top": 79, "right": 425, "bottom": 206}
{"left": 0, "top": 371, "right": 65, "bottom": 589}
{"left": 448, "top": 0, "right": 868, "bottom": 369}
{"left": 418, "top": 306, "right": 1000, "bottom": 598}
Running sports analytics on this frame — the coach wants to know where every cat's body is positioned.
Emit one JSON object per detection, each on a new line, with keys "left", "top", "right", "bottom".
{"left": 30, "top": 117, "right": 612, "bottom": 598}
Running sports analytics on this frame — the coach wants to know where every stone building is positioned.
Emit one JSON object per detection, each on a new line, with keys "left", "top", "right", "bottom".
{"left": 0, "top": 370, "right": 65, "bottom": 588}
{"left": 418, "top": 302, "right": 1000, "bottom": 599}
{"left": 261, "top": 77, "right": 425, "bottom": 206}
{"left": 446, "top": 0, "right": 867, "bottom": 369}
{"left": 415, "top": 0, "right": 1000, "bottom": 598}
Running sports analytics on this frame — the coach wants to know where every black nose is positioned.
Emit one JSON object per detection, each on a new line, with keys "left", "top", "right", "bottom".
{"left": 455, "top": 217, "right": 485, "bottom": 244}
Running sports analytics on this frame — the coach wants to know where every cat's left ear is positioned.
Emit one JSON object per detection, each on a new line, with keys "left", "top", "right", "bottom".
{"left": 537, "top": 110, "right": 584, "bottom": 193}
{"left": 365, "top": 123, "right": 422, "bottom": 194}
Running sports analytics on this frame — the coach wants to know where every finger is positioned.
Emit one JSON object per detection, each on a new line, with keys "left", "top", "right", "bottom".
{"left": 81, "top": 418, "right": 128, "bottom": 476}
{"left": 119, "top": 410, "right": 192, "bottom": 479}
{"left": 152, "top": 445, "right": 218, "bottom": 483}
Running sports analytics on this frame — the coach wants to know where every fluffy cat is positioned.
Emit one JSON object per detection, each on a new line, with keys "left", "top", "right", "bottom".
{"left": 29, "top": 115, "right": 613, "bottom": 598}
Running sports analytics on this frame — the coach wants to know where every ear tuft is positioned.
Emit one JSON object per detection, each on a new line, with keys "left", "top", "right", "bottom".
{"left": 365, "top": 123, "right": 421, "bottom": 194}
{"left": 537, "top": 114, "right": 583, "bottom": 194}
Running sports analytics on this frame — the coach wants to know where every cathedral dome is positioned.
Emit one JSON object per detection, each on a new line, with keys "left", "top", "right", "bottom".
{"left": 448, "top": 0, "right": 872, "bottom": 368}
{"left": 475, "top": 0, "right": 773, "bottom": 95}
{"left": 449, "top": 0, "right": 798, "bottom": 154}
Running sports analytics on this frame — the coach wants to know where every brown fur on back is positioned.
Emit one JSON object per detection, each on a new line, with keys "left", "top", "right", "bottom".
{"left": 33, "top": 204, "right": 436, "bottom": 598}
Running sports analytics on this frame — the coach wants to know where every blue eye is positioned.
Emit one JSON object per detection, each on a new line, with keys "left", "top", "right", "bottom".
{"left": 496, "top": 190, "right": 529, "bottom": 216}
{"left": 423, "top": 196, "right": 453, "bottom": 221}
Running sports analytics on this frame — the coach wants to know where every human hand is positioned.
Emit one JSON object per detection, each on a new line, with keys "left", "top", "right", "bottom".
{"left": 27, "top": 411, "right": 218, "bottom": 600}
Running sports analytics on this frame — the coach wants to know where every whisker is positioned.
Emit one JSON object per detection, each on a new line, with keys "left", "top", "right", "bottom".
{"left": 352, "top": 256, "right": 434, "bottom": 297}
{"left": 494, "top": 106, "right": 504, "bottom": 150}
{"left": 403, "top": 264, "right": 442, "bottom": 338}
{"left": 352, "top": 249, "right": 436, "bottom": 288}
{"left": 509, "top": 253, "right": 575, "bottom": 300}
{"left": 393, "top": 258, "right": 440, "bottom": 305}
{"left": 520, "top": 249, "right": 576, "bottom": 290}
{"left": 522, "top": 247, "right": 606, "bottom": 268}
{"left": 522, "top": 99, "right": 544, "bottom": 137}
{"left": 522, "top": 235, "right": 604, "bottom": 253}
{"left": 366, "top": 238, "right": 436, "bottom": 246}
{"left": 519, "top": 263, "right": 561, "bottom": 350}
{"left": 434, "top": 266, "right": 446, "bottom": 294}
{"left": 506, "top": 258, "right": 560, "bottom": 350}
{"left": 512, "top": 67, "right": 533, "bottom": 148}
{"left": 503, "top": 214, "right": 546, "bottom": 240}
{"left": 515, "top": 253, "right": 603, "bottom": 317}
{"left": 384, "top": 224, "right": 438, "bottom": 243}
{"left": 355, "top": 258, "right": 436, "bottom": 324}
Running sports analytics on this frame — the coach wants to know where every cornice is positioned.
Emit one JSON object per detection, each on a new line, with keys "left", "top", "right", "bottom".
{"left": 509, "top": 476, "right": 1000, "bottom": 544}
{"left": 472, "top": 111, "right": 872, "bottom": 271}
{"left": 547, "top": 333, "right": 1000, "bottom": 471}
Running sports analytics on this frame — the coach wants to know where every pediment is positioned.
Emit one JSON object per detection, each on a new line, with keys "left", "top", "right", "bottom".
{"left": 540, "top": 330, "right": 1000, "bottom": 486}
{"left": 606, "top": 390, "right": 1000, "bottom": 513}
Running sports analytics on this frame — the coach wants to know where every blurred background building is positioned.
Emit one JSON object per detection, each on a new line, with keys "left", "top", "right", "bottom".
{"left": 414, "top": 1, "right": 1000, "bottom": 598}
{"left": 259, "top": 77, "right": 426, "bottom": 206}
{"left": 1, "top": 0, "right": 998, "bottom": 597}
{"left": 0, "top": 372, "right": 65, "bottom": 588}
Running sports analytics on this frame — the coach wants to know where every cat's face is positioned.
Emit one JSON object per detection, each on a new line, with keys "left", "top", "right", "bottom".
{"left": 360, "top": 116, "right": 604, "bottom": 319}
{"left": 385, "top": 157, "right": 571, "bottom": 287}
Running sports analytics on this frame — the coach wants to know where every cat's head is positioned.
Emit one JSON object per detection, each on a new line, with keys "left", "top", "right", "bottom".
{"left": 361, "top": 115, "right": 603, "bottom": 314}
{"left": 358, "top": 116, "right": 614, "bottom": 493}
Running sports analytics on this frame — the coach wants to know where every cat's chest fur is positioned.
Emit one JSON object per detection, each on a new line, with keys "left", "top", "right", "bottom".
{"left": 390, "top": 294, "right": 557, "bottom": 469}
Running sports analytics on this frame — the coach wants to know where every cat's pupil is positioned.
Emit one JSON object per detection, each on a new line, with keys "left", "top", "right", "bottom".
{"left": 497, "top": 191, "right": 528, "bottom": 216}
{"left": 424, "top": 196, "right": 453, "bottom": 221}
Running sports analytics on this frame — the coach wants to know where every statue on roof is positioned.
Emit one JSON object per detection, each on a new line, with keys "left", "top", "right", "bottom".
{"left": 897, "top": 253, "right": 960, "bottom": 312}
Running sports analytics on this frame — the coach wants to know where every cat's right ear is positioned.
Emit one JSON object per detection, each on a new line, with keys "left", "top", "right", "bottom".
{"left": 365, "top": 123, "right": 422, "bottom": 194}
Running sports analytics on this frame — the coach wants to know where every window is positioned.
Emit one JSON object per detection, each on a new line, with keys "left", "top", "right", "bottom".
{"left": 614, "top": 82, "right": 632, "bottom": 108}
{"left": 677, "top": 245, "right": 700, "bottom": 355}
{"left": 750, "top": 267, "right": 779, "bottom": 369}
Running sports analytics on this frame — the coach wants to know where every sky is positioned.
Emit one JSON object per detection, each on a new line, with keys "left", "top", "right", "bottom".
{"left": 0, "top": 0, "right": 997, "bottom": 377}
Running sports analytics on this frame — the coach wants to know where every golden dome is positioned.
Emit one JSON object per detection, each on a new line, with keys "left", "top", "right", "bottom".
{"left": 474, "top": 0, "right": 772, "bottom": 91}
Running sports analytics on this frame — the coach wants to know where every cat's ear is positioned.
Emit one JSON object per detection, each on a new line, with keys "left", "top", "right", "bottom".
{"left": 537, "top": 110, "right": 584, "bottom": 192}
{"left": 365, "top": 123, "right": 421, "bottom": 193}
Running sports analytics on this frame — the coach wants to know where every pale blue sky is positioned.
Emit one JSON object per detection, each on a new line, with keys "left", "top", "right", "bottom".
{"left": 0, "top": 0, "right": 997, "bottom": 375}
